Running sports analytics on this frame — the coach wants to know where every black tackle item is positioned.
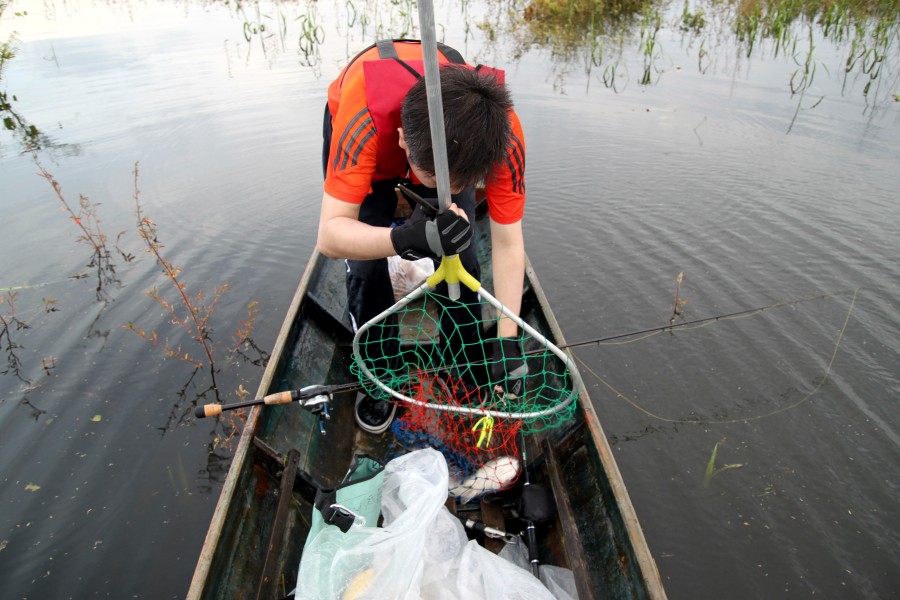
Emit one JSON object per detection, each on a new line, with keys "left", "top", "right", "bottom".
{"left": 520, "top": 482, "right": 556, "bottom": 523}
{"left": 396, "top": 179, "right": 439, "bottom": 217}
{"left": 390, "top": 204, "right": 473, "bottom": 261}
{"left": 491, "top": 338, "right": 529, "bottom": 398}
{"left": 310, "top": 455, "right": 385, "bottom": 534}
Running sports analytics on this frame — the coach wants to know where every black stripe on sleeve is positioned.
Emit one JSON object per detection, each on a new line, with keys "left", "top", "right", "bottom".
{"left": 333, "top": 108, "right": 374, "bottom": 172}
{"left": 507, "top": 133, "right": 525, "bottom": 195}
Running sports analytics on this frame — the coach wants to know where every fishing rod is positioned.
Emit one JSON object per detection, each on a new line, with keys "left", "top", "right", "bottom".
{"left": 194, "top": 288, "right": 857, "bottom": 418}
{"left": 457, "top": 515, "right": 519, "bottom": 545}
{"left": 518, "top": 432, "right": 540, "bottom": 576}
{"left": 194, "top": 384, "right": 350, "bottom": 433}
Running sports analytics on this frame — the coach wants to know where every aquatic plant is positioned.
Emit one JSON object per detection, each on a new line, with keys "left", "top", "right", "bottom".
{"left": 126, "top": 163, "right": 263, "bottom": 401}
{"left": 680, "top": 0, "right": 707, "bottom": 35}
{"left": 731, "top": 0, "right": 899, "bottom": 94}
{"left": 842, "top": 10, "right": 899, "bottom": 103}
{"left": 703, "top": 441, "right": 744, "bottom": 486}
{"left": 511, "top": 0, "right": 651, "bottom": 62}
{"left": 32, "top": 151, "right": 129, "bottom": 300}
{"left": 671, "top": 272, "right": 687, "bottom": 323}
{"left": 296, "top": 3, "right": 325, "bottom": 66}
{"left": 129, "top": 164, "right": 225, "bottom": 388}
{"left": 0, "top": 292, "right": 29, "bottom": 384}
{"left": 0, "top": 292, "right": 57, "bottom": 386}
{"left": 474, "top": 0, "right": 898, "bottom": 104}
{"left": 639, "top": 3, "right": 663, "bottom": 84}
{"left": 1, "top": 3, "right": 51, "bottom": 154}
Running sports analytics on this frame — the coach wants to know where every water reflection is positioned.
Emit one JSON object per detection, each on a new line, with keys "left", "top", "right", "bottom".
{"left": 32, "top": 152, "right": 132, "bottom": 300}
{"left": 0, "top": 292, "right": 32, "bottom": 384}
{"left": 206, "top": 0, "right": 900, "bottom": 115}
{"left": 1, "top": 1, "right": 80, "bottom": 157}
{"left": 222, "top": 0, "right": 421, "bottom": 70}
{"left": 7, "top": 0, "right": 891, "bottom": 113}
{"left": 295, "top": 1, "right": 325, "bottom": 66}
{"left": 477, "top": 0, "right": 899, "bottom": 106}
{"left": 0, "top": 88, "right": 56, "bottom": 153}
{"left": 229, "top": 0, "right": 292, "bottom": 66}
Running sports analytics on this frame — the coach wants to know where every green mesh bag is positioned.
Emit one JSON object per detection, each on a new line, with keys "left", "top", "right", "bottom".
{"left": 351, "top": 256, "right": 578, "bottom": 437}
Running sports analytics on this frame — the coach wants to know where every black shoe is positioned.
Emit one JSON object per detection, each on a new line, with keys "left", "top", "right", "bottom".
{"left": 354, "top": 392, "right": 396, "bottom": 434}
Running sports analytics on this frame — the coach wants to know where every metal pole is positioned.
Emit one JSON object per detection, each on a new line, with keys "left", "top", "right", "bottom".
{"left": 416, "top": 0, "right": 451, "bottom": 214}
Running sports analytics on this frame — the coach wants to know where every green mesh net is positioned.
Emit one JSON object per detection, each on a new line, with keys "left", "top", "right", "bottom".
{"left": 350, "top": 286, "right": 578, "bottom": 436}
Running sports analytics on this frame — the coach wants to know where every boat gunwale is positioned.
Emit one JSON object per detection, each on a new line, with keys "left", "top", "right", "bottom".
{"left": 187, "top": 250, "right": 323, "bottom": 600}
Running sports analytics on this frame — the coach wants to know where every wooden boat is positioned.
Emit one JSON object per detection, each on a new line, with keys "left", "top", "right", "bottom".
{"left": 186, "top": 201, "right": 668, "bottom": 600}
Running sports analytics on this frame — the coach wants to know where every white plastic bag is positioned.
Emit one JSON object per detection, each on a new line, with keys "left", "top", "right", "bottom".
{"left": 500, "top": 540, "right": 579, "bottom": 600}
{"left": 295, "top": 448, "right": 570, "bottom": 599}
{"left": 388, "top": 255, "right": 435, "bottom": 301}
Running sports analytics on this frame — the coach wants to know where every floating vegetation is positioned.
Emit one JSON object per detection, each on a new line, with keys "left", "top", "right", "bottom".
{"left": 703, "top": 441, "right": 744, "bottom": 487}
{"left": 671, "top": 271, "right": 687, "bottom": 323}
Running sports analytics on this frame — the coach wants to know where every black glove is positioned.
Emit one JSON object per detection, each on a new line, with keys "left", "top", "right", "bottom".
{"left": 390, "top": 204, "right": 472, "bottom": 261}
{"left": 490, "top": 338, "right": 528, "bottom": 398}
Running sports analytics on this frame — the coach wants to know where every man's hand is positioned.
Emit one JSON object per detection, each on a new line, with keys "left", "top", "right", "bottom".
{"left": 490, "top": 338, "right": 528, "bottom": 399}
{"left": 390, "top": 204, "right": 472, "bottom": 261}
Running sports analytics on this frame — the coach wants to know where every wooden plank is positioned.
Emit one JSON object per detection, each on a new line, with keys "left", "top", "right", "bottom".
{"left": 252, "top": 437, "right": 318, "bottom": 504}
{"left": 444, "top": 496, "right": 457, "bottom": 515}
{"left": 256, "top": 449, "right": 301, "bottom": 600}
{"left": 541, "top": 437, "right": 595, "bottom": 600}
{"left": 479, "top": 496, "right": 506, "bottom": 555}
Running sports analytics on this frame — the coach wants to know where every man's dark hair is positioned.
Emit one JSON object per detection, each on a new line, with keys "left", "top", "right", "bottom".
{"left": 401, "top": 65, "right": 513, "bottom": 190}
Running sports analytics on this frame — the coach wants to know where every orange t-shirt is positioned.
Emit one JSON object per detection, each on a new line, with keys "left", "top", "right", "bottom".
{"left": 324, "top": 42, "right": 526, "bottom": 225}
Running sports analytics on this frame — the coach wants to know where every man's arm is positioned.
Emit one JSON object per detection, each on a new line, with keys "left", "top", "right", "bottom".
{"left": 316, "top": 191, "right": 396, "bottom": 260}
{"left": 489, "top": 218, "right": 525, "bottom": 338}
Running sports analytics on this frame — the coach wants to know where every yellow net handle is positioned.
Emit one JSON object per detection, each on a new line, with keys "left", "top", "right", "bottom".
{"left": 426, "top": 255, "right": 481, "bottom": 294}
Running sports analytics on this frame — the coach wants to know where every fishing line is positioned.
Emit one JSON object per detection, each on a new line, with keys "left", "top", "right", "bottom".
{"left": 197, "top": 288, "right": 860, "bottom": 417}
{"left": 0, "top": 280, "right": 67, "bottom": 293}
{"left": 574, "top": 287, "right": 860, "bottom": 425}
{"left": 560, "top": 288, "right": 857, "bottom": 350}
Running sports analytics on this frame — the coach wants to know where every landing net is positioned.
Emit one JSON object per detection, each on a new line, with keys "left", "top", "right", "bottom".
{"left": 350, "top": 256, "right": 579, "bottom": 500}
{"left": 350, "top": 280, "right": 579, "bottom": 434}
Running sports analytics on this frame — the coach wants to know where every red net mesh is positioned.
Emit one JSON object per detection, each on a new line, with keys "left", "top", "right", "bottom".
{"left": 392, "top": 371, "right": 522, "bottom": 500}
